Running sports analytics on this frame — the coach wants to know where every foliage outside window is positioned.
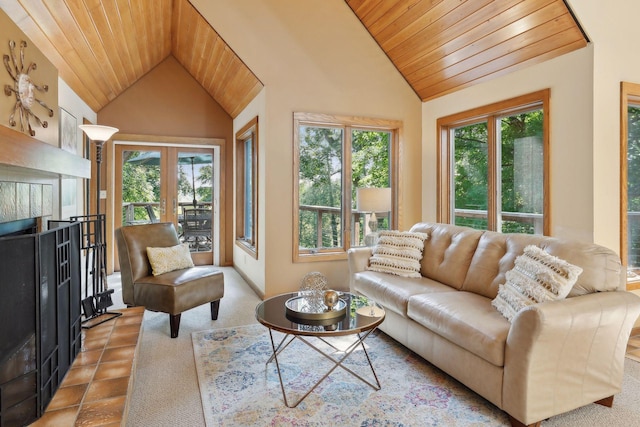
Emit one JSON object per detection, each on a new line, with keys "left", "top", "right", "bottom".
{"left": 120, "top": 149, "right": 213, "bottom": 224}
{"left": 437, "top": 90, "right": 549, "bottom": 235}
{"left": 235, "top": 117, "right": 258, "bottom": 258}
{"left": 121, "top": 150, "right": 161, "bottom": 223}
{"left": 621, "top": 82, "right": 640, "bottom": 283}
{"left": 294, "top": 112, "right": 399, "bottom": 261}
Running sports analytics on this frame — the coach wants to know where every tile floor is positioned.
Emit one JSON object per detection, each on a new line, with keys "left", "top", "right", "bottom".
{"left": 29, "top": 306, "right": 144, "bottom": 427}
{"left": 626, "top": 327, "right": 640, "bottom": 363}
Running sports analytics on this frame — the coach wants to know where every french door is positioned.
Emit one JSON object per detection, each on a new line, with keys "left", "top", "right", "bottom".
{"left": 114, "top": 144, "right": 220, "bottom": 266}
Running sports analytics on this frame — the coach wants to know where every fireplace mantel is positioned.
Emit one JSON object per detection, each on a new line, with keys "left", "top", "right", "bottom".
{"left": 0, "top": 125, "right": 91, "bottom": 178}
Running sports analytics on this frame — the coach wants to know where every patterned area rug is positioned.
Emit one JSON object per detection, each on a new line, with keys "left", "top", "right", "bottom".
{"left": 192, "top": 324, "right": 509, "bottom": 426}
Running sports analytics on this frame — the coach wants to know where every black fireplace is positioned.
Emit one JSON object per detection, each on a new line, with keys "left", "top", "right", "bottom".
{"left": 0, "top": 221, "right": 81, "bottom": 427}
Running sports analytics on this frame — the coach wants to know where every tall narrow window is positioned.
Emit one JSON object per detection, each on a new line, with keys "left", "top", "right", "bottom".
{"left": 438, "top": 90, "right": 549, "bottom": 234}
{"left": 235, "top": 117, "right": 258, "bottom": 257}
{"left": 294, "top": 112, "right": 399, "bottom": 261}
{"left": 621, "top": 82, "right": 640, "bottom": 287}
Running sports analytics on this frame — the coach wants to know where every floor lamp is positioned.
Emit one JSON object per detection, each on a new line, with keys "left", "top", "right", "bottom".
{"left": 79, "top": 124, "right": 121, "bottom": 327}
{"left": 357, "top": 187, "right": 391, "bottom": 246}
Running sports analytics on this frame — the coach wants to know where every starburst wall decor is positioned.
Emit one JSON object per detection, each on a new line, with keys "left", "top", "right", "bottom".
{"left": 3, "top": 40, "right": 53, "bottom": 136}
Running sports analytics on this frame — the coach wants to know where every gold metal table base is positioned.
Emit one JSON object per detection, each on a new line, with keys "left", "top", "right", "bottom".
{"left": 266, "top": 328, "right": 381, "bottom": 408}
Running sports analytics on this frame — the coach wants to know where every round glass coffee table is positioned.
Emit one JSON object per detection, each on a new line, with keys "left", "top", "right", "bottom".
{"left": 255, "top": 291, "right": 385, "bottom": 408}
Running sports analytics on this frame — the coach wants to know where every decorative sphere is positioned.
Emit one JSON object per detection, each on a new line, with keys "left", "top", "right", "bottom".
{"left": 324, "top": 290, "right": 339, "bottom": 310}
{"left": 300, "top": 272, "right": 329, "bottom": 312}
{"left": 300, "top": 272, "right": 328, "bottom": 291}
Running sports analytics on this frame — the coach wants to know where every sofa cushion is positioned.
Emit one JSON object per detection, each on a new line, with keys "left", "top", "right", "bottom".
{"left": 539, "top": 239, "right": 624, "bottom": 296}
{"left": 367, "top": 230, "right": 429, "bottom": 278}
{"left": 407, "top": 291, "right": 510, "bottom": 367}
{"left": 461, "top": 232, "right": 546, "bottom": 299}
{"left": 492, "top": 245, "right": 582, "bottom": 321}
{"left": 410, "top": 223, "right": 483, "bottom": 290}
{"left": 353, "top": 271, "right": 455, "bottom": 317}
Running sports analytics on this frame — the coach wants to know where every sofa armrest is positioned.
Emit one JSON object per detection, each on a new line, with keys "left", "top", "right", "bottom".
{"left": 502, "top": 291, "right": 640, "bottom": 425}
{"left": 347, "top": 247, "right": 373, "bottom": 292}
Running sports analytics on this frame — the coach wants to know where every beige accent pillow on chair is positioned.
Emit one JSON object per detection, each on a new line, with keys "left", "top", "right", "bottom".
{"left": 146, "top": 243, "right": 194, "bottom": 276}
{"left": 492, "top": 245, "right": 583, "bottom": 322}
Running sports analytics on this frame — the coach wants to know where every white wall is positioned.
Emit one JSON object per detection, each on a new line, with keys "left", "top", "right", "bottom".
{"left": 58, "top": 77, "right": 97, "bottom": 217}
{"left": 423, "top": 46, "right": 595, "bottom": 242}
{"left": 569, "top": 0, "right": 640, "bottom": 251}
{"left": 233, "top": 88, "right": 267, "bottom": 295}
{"left": 196, "top": 0, "right": 423, "bottom": 296}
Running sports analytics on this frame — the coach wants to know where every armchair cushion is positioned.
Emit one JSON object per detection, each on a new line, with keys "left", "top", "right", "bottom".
{"left": 147, "top": 243, "right": 194, "bottom": 276}
{"left": 133, "top": 266, "right": 224, "bottom": 315}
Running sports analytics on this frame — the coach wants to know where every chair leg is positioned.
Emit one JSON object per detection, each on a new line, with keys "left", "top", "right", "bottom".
{"left": 210, "top": 300, "right": 220, "bottom": 320}
{"left": 170, "top": 313, "right": 181, "bottom": 338}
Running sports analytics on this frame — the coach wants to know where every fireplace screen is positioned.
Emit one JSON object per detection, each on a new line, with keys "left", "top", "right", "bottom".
{"left": 0, "top": 222, "right": 81, "bottom": 426}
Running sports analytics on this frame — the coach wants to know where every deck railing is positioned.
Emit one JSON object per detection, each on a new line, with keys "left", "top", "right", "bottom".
{"left": 454, "top": 208, "right": 544, "bottom": 234}
{"left": 122, "top": 201, "right": 212, "bottom": 225}
{"left": 298, "top": 205, "right": 545, "bottom": 249}
{"left": 299, "top": 204, "right": 389, "bottom": 248}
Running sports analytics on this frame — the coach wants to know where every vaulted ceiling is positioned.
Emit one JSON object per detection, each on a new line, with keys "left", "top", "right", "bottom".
{"left": 1, "top": 0, "right": 263, "bottom": 118}
{"left": 347, "top": 0, "right": 588, "bottom": 101}
{"left": 1, "top": 0, "right": 588, "bottom": 118}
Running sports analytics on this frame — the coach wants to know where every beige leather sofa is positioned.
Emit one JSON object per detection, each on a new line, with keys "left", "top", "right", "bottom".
{"left": 348, "top": 222, "right": 640, "bottom": 427}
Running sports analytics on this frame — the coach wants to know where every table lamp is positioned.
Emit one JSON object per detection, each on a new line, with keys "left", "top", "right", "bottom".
{"left": 357, "top": 187, "right": 391, "bottom": 246}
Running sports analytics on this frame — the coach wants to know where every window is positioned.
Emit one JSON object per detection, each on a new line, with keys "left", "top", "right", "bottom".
{"left": 293, "top": 112, "right": 399, "bottom": 261}
{"left": 621, "top": 82, "right": 640, "bottom": 284}
{"left": 235, "top": 117, "right": 258, "bottom": 257}
{"left": 437, "top": 90, "right": 549, "bottom": 234}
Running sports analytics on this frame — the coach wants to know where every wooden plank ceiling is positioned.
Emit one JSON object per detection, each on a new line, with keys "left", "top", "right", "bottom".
{"left": 1, "top": 0, "right": 263, "bottom": 118}
{"left": 346, "top": 0, "right": 588, "bottom": 101}
{"left": 1, "top": 0, "right": 588, "bottom": 115}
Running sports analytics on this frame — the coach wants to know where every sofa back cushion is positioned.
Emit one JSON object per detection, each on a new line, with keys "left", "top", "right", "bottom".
{"left": 462, "top": 232, "right": 547, "bottom": 299}
{"left": 463, "top": 229, "right": 624, "bottom": 299}
{"left": 538, "top": 238, "right": 624, "bottom": 296}
{"left": 410, "top": 223, "right": 483, "bottom": 290}
{"left": 412, "top": 223, "right": 624, "bottom": 299}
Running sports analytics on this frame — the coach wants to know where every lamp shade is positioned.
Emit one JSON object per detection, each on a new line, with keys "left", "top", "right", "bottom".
{"left": 79, "top": 125, "right": 119, "bottom": 142}
{"left": 357, "top": 187, "right": 391, "bottom": 212}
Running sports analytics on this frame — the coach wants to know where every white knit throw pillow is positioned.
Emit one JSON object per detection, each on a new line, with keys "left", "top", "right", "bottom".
{"left": 367, "top": 230, "right": 429, "bottom": 278}
{"left": 492, "top": 245, "right": 583, "bottom": 322}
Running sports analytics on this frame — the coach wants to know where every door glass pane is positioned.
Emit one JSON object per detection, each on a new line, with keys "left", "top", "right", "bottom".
{"left": 352, "top": 129, "right": 391, "bottom": 246}
{"left": 121, "top": 150, "right": 161, "bottom": 226}
{"left": 499, "top": 110, "right": 544, "bottom": 234}
{"left": 628, "top": 104, "right": 640, "bottom": 274}
{"left": 453, "top": 123, "right": 488, "bottom": 229}
{"left": 177, "top": 152, "right": 213, "bottom": 252}
{"left": 298, "top": 125, "right": 343, "bottom": 251}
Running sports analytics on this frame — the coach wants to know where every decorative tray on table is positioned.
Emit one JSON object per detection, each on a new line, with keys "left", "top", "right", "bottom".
{"left": 284, "top": 295, "right": 347, "bottom": 321}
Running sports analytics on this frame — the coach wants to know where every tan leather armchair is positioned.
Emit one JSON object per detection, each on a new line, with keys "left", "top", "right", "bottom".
{"left": 116, "top": 222, "right": 224, "bottom": 338}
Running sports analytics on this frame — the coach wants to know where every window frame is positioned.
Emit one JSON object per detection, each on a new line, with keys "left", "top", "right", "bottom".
{"left": 293, "top": 112, "right": 400, "bottom": 262}
{"left": 436, "top": 89, "right": 550, "bottom": 235}
{"left": 620, "top": 82, "right": 640, "bottom": 288}
{"left": 235, "top": 117, "right": 258, "bottom": 258}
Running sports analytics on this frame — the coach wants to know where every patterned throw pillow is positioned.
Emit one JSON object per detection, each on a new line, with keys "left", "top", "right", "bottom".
{"left": 146, "top": 243, "right": 194, "bottom": 276}
{"left": 367, "top": 230, "right": 429, "bottom": 278}
{"left": 492, "top": 245, "right": 583, "bottom": 322}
